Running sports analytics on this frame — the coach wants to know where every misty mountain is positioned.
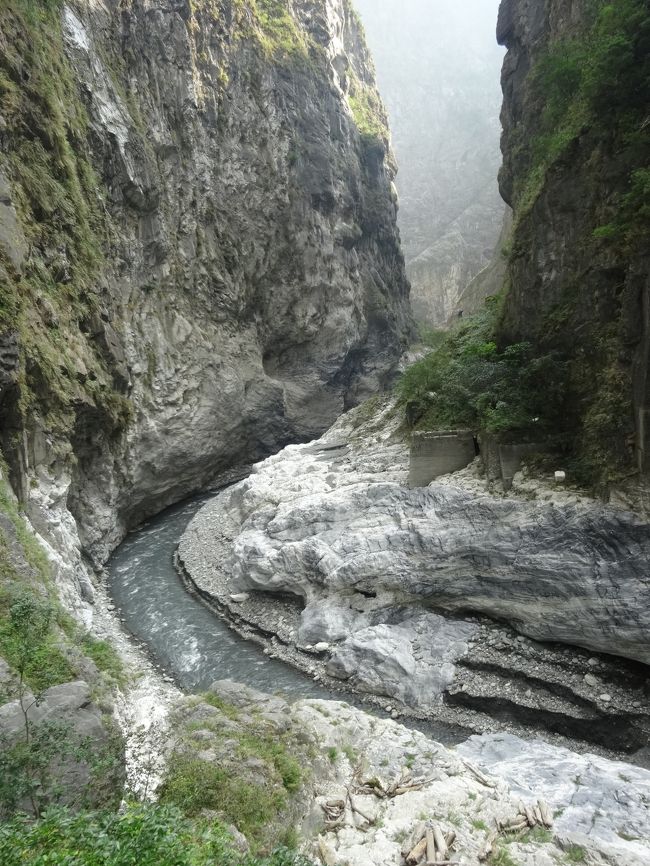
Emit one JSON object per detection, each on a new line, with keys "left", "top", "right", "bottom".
{"left": 354, "top": 0, "right": 505, "bottom": 326}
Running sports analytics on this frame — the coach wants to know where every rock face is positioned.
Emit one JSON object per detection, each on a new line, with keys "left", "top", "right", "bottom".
{"left": 180, "top": 406, "right": 650, "bottom": 667}
{"left": 452, "top": 208, "right": 513, "bottom": 320}
{"left": 179, "top": 403, "right": 650, "bottom": 750}
{"left": 495, "top": 0, "right": 650, "bottom": 480}
{"left": 0, "top": 680, "right": 124, "bottom": 816}
{"left": 457, "top": 732, "right": 650, "bottom": 866}
{"left": 165, "top": 686, "right": 650, "bottom": 866}
{"left": 0, "top": 0, "right": 410, "bottom": 570}
{"left": 354, "top": 0, "right": 505, "bottom": 326}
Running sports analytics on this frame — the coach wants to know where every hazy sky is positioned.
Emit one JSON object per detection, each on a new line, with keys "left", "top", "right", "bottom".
{"left": 353, "top": 0, "right": 504, "bottom": 99}
{"left": 352, "top": 0, "right": 506, "bottom": 324}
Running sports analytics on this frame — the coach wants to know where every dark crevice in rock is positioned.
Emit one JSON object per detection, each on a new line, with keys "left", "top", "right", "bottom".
{"left": 445, "top": 689, "right": 648, "bottom": 754}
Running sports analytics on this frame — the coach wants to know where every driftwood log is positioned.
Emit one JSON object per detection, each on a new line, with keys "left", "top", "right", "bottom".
{"left": 406, "top": 837, "right": 428, "bottom": 865}
{"left": 431, "top": 823, "right": 447, "bottom": 860}
{"left": 404, "top": 821, "right": 456, "bottom": 865}
{"left": 478, "top": 831, "right": 497, "bottom": 861}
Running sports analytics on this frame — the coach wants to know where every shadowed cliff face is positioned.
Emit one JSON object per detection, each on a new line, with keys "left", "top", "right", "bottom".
{"left": 496, "top": 0, "right": 650, "bottom": 483}
{"left": 0, "top": 0, "right": 411, "bottom": 561}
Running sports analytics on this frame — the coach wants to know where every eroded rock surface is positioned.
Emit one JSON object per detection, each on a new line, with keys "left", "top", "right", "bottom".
{"left": 458, "top": 733, "right": 650, "bottom": 865}
{"left": 179, "top": 402, "right": 650, "bottom": 750}
{"left": 0, "top": 0, "right": 410, "bottom": 578}
{"left": 0, "top": 680, "right": 124, "bottom": 816}
{"left": 162, "top": 685, "right": 650, "bottom": 866}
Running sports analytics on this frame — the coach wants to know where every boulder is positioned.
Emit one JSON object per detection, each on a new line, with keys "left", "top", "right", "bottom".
{"left": 0, "top": 680, "right": 124, "bottom": 816}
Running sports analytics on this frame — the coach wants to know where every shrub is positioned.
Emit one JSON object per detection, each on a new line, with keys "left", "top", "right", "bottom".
{"left": 159, "top": 755, "right": 287, "bottom": 843}
{"left": 80, "top": 635, "right": 126, "bottom": 686}
{"left": 518, "top": 0, "right": 650, "bottom": 231}
{"left": 398, "top": 301, "right": 568, "bottom": 441}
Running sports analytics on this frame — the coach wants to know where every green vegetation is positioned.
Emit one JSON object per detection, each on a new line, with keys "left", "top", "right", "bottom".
{"left": 400, "top": 296, "right": 634, "bottom": 483}
{"left": 593, "top": 166, "right": 650, "bottom": 249}
{"left": 326, "top": 746, "right": 338, "bottom": 763}
{"left": 515, "top": 0, "right": 650, "bottom": 231}
{"left": 0, "top": 470, "right": 125, "bottom": 695}
{"left": 80, "top": 635, "right": 127, "bottom": 687}
{"left": 415, "top": 324, "right": 447, "bottom": 351}
{"left": 0, "top": 714, "right": 122, "bottom": 818}
{"left": 348, "top": 74, "right": 389, "bottom": 146}
{"left": 0, "top": 1, "right": 132, "bottom": 441}
{"left": 202, "top": 691, "right": 243, "bottom": 720}
{"left": 0, "top": 595, "right": 75, "bottom": 697}
{"left": 0, "top": 585, "right": 123, "bottom": 818}
{"left": 521, "top": 827, "right": 553, "bottom": 844}
{"left": 564, "top": 845, "right": 587, "bottom": 863}
{"left": 231, "top": 0, "right": 310, "bottom": 61}
{"left": 160, "top": 757, "right": 287, "bottom": 840}
{"left": 0, "top": 473, "right": 50, "bottom": 584}
{"left": 237, "top": 733, "right": 302, "bottom": 793}
{"left": 489, "top": 845, "right": 520, "bottom": 866}
{"left": 0, "top": 472, "right": 74, "bottom": 696}
{"left": 472, "top": 819, "right": 489, "bottom": 831}
{"left": 255, "top": 0, "right": 307, "bottom": 58}
{"left": 0, "top": 803, "right": 315, "bottom": 866}
{"left": 160, "top": 694, "right": 304, "bottom": 850}
{"left": 399, "top": 299, "right": 567, "bottom": 442}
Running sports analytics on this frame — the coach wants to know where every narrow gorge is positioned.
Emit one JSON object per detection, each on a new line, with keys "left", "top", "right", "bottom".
{"left": 0, "top": 1, "right": 649, "bottom": 865}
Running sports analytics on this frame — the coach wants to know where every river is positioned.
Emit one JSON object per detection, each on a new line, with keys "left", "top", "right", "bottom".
{"left": 107, "top": 490, "right": 467, "bottom": 745}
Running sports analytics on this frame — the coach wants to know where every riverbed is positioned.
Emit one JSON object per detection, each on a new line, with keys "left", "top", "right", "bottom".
{"left": 107, "top": 492, "right": 468, "bottom": 746}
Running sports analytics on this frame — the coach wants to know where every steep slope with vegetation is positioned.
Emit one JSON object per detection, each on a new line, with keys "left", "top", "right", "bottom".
{"left": 0, "top": 0, "right": 410, "bottom": 568}
{"left": 402, "top": 0, "right": 650, "bottom": 489}
{"left": 0, "top": 0, "right": 408, "bottom": 853}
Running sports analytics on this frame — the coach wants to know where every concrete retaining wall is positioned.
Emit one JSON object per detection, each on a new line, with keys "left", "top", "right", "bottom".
{"left": 408, "top": 430, "right": 476, "bottom": 487}
{"left": 479, "top": 434, "right": 543, "bottom": 491}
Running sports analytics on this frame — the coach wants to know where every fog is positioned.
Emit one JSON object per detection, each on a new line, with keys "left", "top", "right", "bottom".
{"left": 353, "top": 0, "right": 505, "bottom": 326}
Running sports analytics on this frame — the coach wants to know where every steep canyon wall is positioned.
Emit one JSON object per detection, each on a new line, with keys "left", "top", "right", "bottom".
{"left": 496, "top": 0, "right": 650, "bottom": 483}
{"left": 0, "top": 0, "right": 411, "bottom": 571}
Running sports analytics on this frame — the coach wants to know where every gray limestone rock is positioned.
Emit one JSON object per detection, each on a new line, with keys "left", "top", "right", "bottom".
{"left": 1, "top": 0, "right": 411, "bottom": 572}
{"left": 458, "top": 732, "right": 650, "bottom": 866}
{"left": 298, "top": 598, "right": 368, "bottom": 645}
{"left": 208, "top": 679, "right": 291, "bottom": 732}
{"left": 227, "top": 475, "right": 650, "bottom": 665}
{"left": 327, "top": 614, "right": 477, "bottom": 706}
{"left": 0, "top": 331, "right": 19, "bottom": 405}
{"left": 180, "top": 412, "right": 650, "bottom": 714}
{"left": 0, "top": 680, "right": 124, "bottom": 816}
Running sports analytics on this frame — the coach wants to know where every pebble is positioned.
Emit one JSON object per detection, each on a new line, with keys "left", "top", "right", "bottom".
{"left": 313, "top": 642, "right": 330, "bottom": 653}
{"left": 230, "top": 593, "right": 250, "bottom": 603}
{"left": 599, "top": 693, "right": 612, "bottom": 703}
{"left": 587, "top": 657, "right": 598, "bottom": 667}
{"left": 584, "top": 673, "right": 598, "bottom": 687}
